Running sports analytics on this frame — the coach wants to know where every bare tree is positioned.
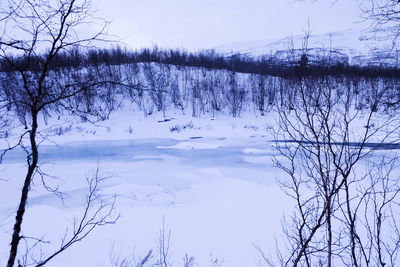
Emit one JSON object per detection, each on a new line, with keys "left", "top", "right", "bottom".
{"left": 183, "top": 254, "right": 196, "bottom": 267}
{"left": 189, "top": 69, "right": 208, "bottom": 117}
{"left": 226, "top": 71, "right": 246, "bottom": 117}
{"left": 143, "top": 62, "right": 171, "bottom": 116}
{"left": 361, "top": 0, "right": 400, "bottom": 43}
{"left": 155, "top": 217, "right": 172, "bottom": 267}
{"left": 269, "top": 50, "right": 400, "bottom": 266}
{"left": 0, "top": 0, "right": 121, "bottom": 266}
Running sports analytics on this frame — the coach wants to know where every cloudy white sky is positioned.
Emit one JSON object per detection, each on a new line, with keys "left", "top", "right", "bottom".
{"left": 94, "top": 0, "right": 366, "bottom": 51}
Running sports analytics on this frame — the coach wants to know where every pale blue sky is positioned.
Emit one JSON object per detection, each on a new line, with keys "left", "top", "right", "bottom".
{"left": 95, "top": 0, "right": 365, "bottom": 51}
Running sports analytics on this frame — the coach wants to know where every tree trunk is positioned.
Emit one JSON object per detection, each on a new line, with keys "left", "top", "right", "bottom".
{"left": 7, "top": 112, "right": 38, "bottom": 267}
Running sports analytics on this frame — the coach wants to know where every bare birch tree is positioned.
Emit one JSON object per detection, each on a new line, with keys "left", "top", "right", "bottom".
{"left": 0, "top": 0, "right": 120, "bottom": 266}
{"left": 270, "top": 50, "right": 400, "bottom": 266}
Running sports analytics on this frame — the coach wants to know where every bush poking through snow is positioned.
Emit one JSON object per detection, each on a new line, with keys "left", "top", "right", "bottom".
{"left": 169, "top": 121, "right": 194, "bottom": 133}
{"left": 109, "top": 218, "right": 198, "bottom": 267}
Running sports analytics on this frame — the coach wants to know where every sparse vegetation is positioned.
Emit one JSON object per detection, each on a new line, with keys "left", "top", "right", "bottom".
{"left": 169, "top": 121, "right": 194, "bottom": 133}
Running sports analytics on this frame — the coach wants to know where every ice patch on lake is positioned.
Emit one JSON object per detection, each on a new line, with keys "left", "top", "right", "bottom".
{"left": 243, "top": 148, "right": 270, "bottom": 154}
{"left": 157, "top": 141, "right": 221, "bottom": 150}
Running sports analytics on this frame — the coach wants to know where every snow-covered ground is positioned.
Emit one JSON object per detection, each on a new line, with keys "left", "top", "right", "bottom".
{"left": 215, "top": 29, "right": 397, "bottom": 66}
{"left": 0, "top": 109, "right": 293, "bottom": 266}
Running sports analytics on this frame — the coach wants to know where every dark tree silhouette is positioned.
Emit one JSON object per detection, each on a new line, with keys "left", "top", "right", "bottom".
{"left": 0, "top": 0, "right": 119, "bottom": 266}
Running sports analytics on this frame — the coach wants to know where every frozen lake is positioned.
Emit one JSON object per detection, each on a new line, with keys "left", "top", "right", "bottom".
{"left": 3, "top": 137, "right": 275, "bottom": 166}
{"left": 3, "top": 135, "right": 396, "bottom": 266}
{"left": 0, "top": 136, "right": 285, "bottom": 267}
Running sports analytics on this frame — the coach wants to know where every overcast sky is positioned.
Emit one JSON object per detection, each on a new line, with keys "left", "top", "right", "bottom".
{"left": 94, "top": 0, "right": 366, "bottom": 51}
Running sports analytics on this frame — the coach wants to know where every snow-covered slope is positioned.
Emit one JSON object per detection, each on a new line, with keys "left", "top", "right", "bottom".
{"left": 214, "top": 29, "right": 398, "bottom": 66}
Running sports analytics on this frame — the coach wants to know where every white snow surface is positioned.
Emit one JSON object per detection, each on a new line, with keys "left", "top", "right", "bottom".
{"left": 0, "top": 108, "right": 290, "bottom": 266}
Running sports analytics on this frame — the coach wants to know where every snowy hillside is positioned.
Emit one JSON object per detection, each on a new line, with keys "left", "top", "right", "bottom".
{"left": 215, "top": 29, "right": 399, "bottom": 66}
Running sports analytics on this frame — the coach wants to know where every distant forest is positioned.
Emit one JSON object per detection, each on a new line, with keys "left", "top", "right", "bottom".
{"left": 2, "top": 46, "right": 400, "bottom": 78}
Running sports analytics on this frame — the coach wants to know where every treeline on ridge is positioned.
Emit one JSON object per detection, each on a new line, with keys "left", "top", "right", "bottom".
{"left": 2, "top": 46, "right": 400, "bottom": 125}
{"left": 1, "top": 46, "right": 400, "bottom": 79}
